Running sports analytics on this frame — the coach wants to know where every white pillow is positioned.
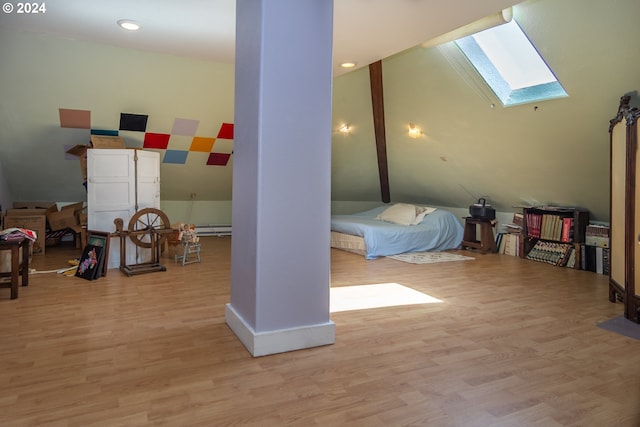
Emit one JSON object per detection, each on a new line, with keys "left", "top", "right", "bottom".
{"left": 376, "top": 203, "right": 437, "bottom": 226}
{"left": 414, "top": 205, "right": 437, "bottom": 224}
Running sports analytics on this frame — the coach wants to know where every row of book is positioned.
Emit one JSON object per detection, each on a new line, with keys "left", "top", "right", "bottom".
{"left": 522, "top": 240, "right": 610, "bottom": 274}
{"left": 581, "top": 244, "right": 610, "bottom": 275}
{"left": 495, "top": 232, "right": 521, "bottom": 256}
{"left": 525, "top": 213, "right": 574, "bottom": 242}
{"left": 525, "top": 241, "right": 576, "bottom": 267}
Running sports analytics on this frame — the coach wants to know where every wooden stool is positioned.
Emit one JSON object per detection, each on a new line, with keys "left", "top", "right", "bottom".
{"left": 462, "top": 217, "right": 497, "bottom": 253}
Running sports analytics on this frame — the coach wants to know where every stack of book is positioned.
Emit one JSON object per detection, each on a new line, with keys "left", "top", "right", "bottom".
{"left": 582, "top": 223, "right": 610, "bottom": 274}
{"left": 496, "top": 232, "right": 520, "bottom": 256}
{"left": 496, "top": 213, "right": 523, "bottom": 257}
{"left": 585, "top": 224, "right": 610, "bottom": 248}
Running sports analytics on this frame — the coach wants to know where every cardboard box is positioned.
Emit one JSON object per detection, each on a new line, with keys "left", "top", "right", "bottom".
{"left": 3, "top": 214, "right": 46, "bottom": 255}
{"left": 65, "top": 136, "right": 126, "bottom": 182}
{"left": 6, "top": 208, "right": 51, "bottom": 218}
{"left": 90, "top": 135, "right": 126, "bottom": 149}
{"left": 66, "top": 136, "right": 127, "bottom": 155}
{"left": 12, "top": 202, "right": 57, "bottom": 217}
{"left": 77, "top": 211, "right": 88, "bottom": 227}
{"left": 65, "top": 145, "right": 87, "bottom": 157}
{"left": 47, "top": 202, "right": 84, "bottom": 231}
{"left": 66, "top": 145, "right": 88, "bottom": 182}
{"left": 13, "top": 201, "right": 56, "bottom": 209}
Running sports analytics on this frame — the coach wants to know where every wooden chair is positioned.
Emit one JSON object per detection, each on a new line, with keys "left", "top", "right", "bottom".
{"left": 174, "top": 224, "right": 201, "bottom": 266}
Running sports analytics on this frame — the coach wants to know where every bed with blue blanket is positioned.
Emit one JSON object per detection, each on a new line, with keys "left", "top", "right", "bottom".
{"left": 330, "top": 203, "right": 464, "bottom": 259}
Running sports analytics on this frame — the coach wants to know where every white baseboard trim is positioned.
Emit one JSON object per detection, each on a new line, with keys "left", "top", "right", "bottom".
{"left": 225, "top": 303, "right": 335, "bottom": 357}
{"left": 195, "top": 225, "right": 232, "bottom": 236}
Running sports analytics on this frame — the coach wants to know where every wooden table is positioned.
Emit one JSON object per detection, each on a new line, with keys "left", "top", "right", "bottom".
{"left": 0, "top": 238, "right": 30, "bottom": 299}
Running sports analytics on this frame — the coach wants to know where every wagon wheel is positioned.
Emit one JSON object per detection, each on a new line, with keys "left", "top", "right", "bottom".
{"left": 127, "top": 208, "right": 171, "bottom": 249}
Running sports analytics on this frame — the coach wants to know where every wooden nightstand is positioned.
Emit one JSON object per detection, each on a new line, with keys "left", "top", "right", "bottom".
{"left": 462, "top": 217, "right": 497, "bottom": 253}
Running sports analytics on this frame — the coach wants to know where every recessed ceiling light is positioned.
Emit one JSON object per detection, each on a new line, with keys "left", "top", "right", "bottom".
{"left": 117, "top": 19, "right": 141, "bottom": 31}
{"left": 340, "top": 62, "right": 356, "bottom": 68}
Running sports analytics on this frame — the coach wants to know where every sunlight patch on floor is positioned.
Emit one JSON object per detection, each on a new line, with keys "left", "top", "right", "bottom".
{"left": 330, "top": 282, "right": 443, "bottom": 313}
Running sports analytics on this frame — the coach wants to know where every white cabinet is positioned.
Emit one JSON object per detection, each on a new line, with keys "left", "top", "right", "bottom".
{"left": 87, "top": 149, "right": 160, "bottom": 269}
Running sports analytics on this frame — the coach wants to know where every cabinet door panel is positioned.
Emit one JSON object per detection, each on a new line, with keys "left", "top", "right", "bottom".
{"left": 132, "top": 150, "right": 160, "bottom": 265}
{"left": 136, "top": 150, "right": 161, "bottom": 211}
{"left": 88, "top": 149, "right": 136, "bottom": 269}
{"left": 611, "top": 117, "right": 626, "bottom": 291}
{"left": 635, "top": 122, "right": 640, "bottom": 298}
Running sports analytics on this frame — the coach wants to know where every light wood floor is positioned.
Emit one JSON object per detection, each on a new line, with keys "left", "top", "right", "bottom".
{"left": 1, "top": 237, "right": 638, "bottom": 426}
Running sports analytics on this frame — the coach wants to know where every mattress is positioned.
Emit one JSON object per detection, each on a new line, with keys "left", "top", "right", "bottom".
{"left": 330, "top": 205, "right": 464, "bottom": 259}
{"left": 331, "top": 231, "right": 367, "bottom": 256}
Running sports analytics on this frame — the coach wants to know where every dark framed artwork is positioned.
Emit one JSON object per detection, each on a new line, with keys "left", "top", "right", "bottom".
{"left": 86, "top": 230, "right": 111, "bottom": 278}
{"left": 75, "top": 244, "right": 103, "bottom": 281}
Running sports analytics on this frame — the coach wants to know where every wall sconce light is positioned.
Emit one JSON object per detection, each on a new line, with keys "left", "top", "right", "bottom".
{"left": 408, "top": 122, "right": 423, "bottom": 138}
{"left": 337, "top": 123, "right": 351, "bottom": 135}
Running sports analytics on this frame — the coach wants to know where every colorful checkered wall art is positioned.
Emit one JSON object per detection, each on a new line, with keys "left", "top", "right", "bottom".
{"left": 217, "top": 122, "right": 234, "bottom": 139}
{"left": 163, "top": 150, "right": 189, "bottom": 165}
{"left": 144, "top": 133, "right": 171, "bottom": 150}
{"left": 172, "top": 118, "right": 199, "bottom": 136}
{"left": 190, "top": 137, "right": 215, "bottom": 152}
{"left": 59, "top": 108, "right": 234, "bottom": 167}
{"left": 91, "top": 129, "right": 119, "bottom": 136}
{"left": 120, "top": 113, "right": 148, "bottom": 132}
{"left": 207, "top": 153, "right": 231, "bottom": 166}
{"left": 59, "top": 108, "right": 91, "bottom": 129}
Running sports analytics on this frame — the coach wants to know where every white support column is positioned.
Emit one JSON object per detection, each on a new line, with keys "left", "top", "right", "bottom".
{"left": 226, "top": 0, "right": 335, "bottom": 357}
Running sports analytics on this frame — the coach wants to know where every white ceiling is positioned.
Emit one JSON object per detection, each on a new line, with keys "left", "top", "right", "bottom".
{"left": 0, "top": 0, "right": 521, "bottom": 76}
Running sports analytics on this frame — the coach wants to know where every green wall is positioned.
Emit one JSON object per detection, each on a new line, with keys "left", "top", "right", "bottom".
{"left": 0, "top": 27, "right": 235, "bottom": 207}
{"left": 331, "top": 0, "right": 640, "bottom": 221}
{"left": 2, "top": 0, "right": 640, "bottom": 223}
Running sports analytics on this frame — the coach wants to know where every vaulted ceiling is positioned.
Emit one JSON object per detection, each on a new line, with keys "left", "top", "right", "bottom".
{"left": 0, "top": 0, "right": 520, "bottom": 76}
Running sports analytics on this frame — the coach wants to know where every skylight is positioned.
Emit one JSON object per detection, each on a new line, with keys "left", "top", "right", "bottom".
{"left": 455, "top": 19, "right": 567, "bottom": 106}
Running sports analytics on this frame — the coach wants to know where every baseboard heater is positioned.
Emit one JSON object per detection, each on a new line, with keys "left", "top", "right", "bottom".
{"left": 195, "top": 225, "right": 232, "bottom": 236}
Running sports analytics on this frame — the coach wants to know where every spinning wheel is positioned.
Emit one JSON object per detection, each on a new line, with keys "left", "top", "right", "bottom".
{"left": 114, "top": 208, "right": 174, "bottom": 276}
{"left": 127, "top": 208, "right": 171, "bottom": 249}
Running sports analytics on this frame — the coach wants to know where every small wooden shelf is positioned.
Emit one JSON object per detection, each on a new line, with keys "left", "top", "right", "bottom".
{"left": 521, "top": 207, "right": 589, "bottom": 267}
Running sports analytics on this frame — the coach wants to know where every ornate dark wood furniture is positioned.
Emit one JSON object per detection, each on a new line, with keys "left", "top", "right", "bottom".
{"left": 609, "top": 94, "right": 640, "bottom": 322}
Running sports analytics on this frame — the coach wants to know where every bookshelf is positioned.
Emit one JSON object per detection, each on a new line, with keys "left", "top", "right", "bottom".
{"left": 521, "top": 207, "right": 589, "bottom": 268}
